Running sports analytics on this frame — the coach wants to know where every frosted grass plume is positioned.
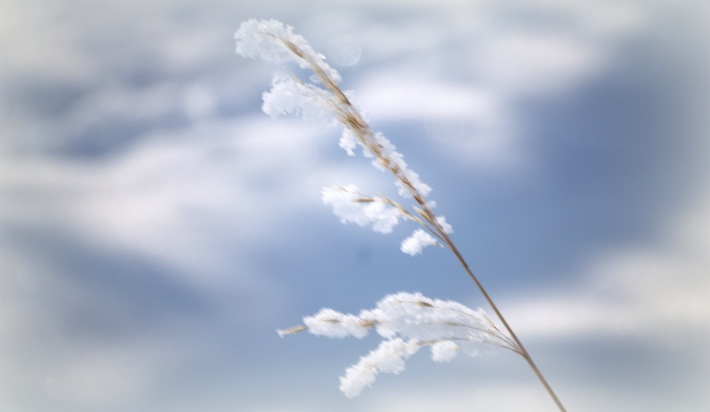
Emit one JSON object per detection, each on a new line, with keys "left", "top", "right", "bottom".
{"left": 278, "top": 292, "right": 519, "bottom": 397}
{"left": 235, "top": 19, "right": 449, "bottom": 256}
{"left": 235, "top": 19, "right": 567, "bottom": 411}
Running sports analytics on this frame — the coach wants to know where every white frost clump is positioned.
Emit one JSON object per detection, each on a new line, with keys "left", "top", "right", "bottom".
{"left": 436, "top": 216, "right": 453, "bottom": 234}
{"left": 322, "top": 185, "right": 401, "bottom": 234}
{"left": 431, "top": 340, "right": 460, "bottom": 362}
{"left": 303, "top": 308, "right": 370, "bottom": 339}
{"left": 340, "top": 338, "right": 419, "bottom": 398}
{"left": 401, "top": 229, "right": 438, "bottom": 256}
{"left": 399, "top": 216, "right": 452, "bottom": 255}
{"left": 339, "top": 128, "right": 358, "bottom": 156}
{"left": 234, "top": 19, "right": 340, "bottom": 82}
{"left": 235, "top": 19, "right": 453, "bottom": 257}
{"left": 235, "top": 20, "right": 339, "bottom": 128}
{"left": 261, "top": 71, "right": 332, "bottom": 125}
{"left": 362, "top": 131, "right": 432, "bottom": 199}
{"left": 283, "top": 292, "right": 514, "bottom": 397}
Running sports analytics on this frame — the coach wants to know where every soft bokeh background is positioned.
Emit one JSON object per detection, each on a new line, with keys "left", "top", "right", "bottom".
{"left": 1, "top": 0, "right": 708, "bottom": 411}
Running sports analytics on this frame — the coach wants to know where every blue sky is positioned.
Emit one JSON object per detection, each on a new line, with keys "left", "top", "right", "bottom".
{"left": 1, "top": 0, "right": 708, "bottom": 411}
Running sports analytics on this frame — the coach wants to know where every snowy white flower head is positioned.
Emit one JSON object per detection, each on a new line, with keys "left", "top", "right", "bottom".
{"left": 236, "top": 20, "right": 566, "bottom": 411}
{"left": 279, "top": 292, "right": 516, "bottom": 397}
{"left": 235, "top": 19, "right": 454, "bottom": 257}
{"left": 235, "top": 19, "right": 340, "bottom": 82}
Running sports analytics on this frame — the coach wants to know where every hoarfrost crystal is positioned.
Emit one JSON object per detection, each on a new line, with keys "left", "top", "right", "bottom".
{"left": 237, "top": 19, "right": 566, "bottom": 411}
{"left": 401, "top": 229, "right": 438, "bottom": 256}
{"left": 280, "top": 292, "right": 514, "bottom": 397}
{"left": 339, "top": 129, "right": 358, "bottom": 156}
{"left": 261, "top": 71, "right": 333, "bottom": 125}
{"left": 339, "top": 338, "right": 419, "bottom": 398}
{"left": 235, "top": 19, "right": 340, "bottom": 82}
{"left": 322, "top": 185, "right": 401, "bottom": 234}
{"left": 234, "top": 19, "right": 452, "bottom": 256}
{"left": 431, "top": 340, "right": 460, "bottom": 362}
{"left": 303, "top": 308, "right": 370, "bottom": 339}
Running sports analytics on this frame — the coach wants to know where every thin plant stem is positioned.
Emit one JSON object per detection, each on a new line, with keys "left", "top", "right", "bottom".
{"left": 276, "top": 34, "right": 567, "bottom": 412}
{"left": 440, "top": 231, "right": 568, "bottom": 412}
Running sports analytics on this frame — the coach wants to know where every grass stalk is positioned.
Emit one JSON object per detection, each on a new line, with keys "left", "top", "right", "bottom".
{"left": 276, "top": 34, "right": 567, "bottom": 412}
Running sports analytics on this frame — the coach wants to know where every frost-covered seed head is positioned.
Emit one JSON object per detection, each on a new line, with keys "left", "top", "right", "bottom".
{"left": 235, "top": 19, "right": 341, "bottom": 82}
{"left": 322, "top": 185, "right": 402, "bottom": 234}
{"left": 235, "top": 19, "right": 454, "bottom": 257}
{"left": 281, "top": 292, "right": 516, "bottom": 397}
{"left": 401, "top": 229, "right": 438, "bottom": 256}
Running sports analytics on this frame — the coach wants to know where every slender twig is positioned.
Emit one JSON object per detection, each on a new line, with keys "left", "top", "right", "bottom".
{"left": 440, "top": 231, "right": 568, "bottom": 412}
{"left": 268, "top": 33, "right": 567, "bottom": 412}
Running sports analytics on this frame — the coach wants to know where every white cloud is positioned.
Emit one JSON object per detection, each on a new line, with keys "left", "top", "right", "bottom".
{"left": 353, "top": 198, "right": 709, "bottom": 412}
{"left": 0, "top": 114, "right": 383, "bottom": 288}
{"left": 504, "top": 197, "right": 710, "bottom": 345}
{"left": 477, "top": 33, "right": 603, "bottom": 97}
{"left": 337, "top": 0, "right": 651, "bottom": 175}
{"left": 368, "top": 379, "right": 554, "bottom": 412}
{"left": 0, "top": 2, "right": 97, "bottom": 82}
{"left": 358, "top": 74, "right": 501, "bottom": 119}
{"left": 0, "top": 245, "right": 201, "bottom": 412}
{"left": 42, "top": 343, "right": 161, "bottom": 409}
{"left": 368, "top": 364, "right": 707, "bottom": 412}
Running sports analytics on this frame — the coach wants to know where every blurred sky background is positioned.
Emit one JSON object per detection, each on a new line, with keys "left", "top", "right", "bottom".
{"left": 1, "top": 0, "right": 709, "bottom": 411}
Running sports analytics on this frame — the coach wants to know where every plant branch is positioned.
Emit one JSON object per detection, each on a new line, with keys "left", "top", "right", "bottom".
{"left": 238, "top": 23, "right": 568, "bottom": 410}
{"left": 439, "top": 230, "right": 567, "bottom": 412}
{"left": 283, "top": 34, "right": 567, "bottom": 412}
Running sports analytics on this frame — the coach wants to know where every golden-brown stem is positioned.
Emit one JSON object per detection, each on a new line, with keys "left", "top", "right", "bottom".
{"left": 440, "top": 231, "right": 567, "bottom": 412}
{"left": 280, "top": 35, "right": 567, "bottom": 412}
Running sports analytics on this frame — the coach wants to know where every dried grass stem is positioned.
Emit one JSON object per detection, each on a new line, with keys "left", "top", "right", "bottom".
{"left": 277, "top": 36, "right": 567, "bottom": 412}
